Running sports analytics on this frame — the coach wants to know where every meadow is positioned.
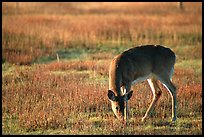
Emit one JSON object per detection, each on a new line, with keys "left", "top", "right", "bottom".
{"left": 2, "top": 2, "right": 202, "bottom": 135}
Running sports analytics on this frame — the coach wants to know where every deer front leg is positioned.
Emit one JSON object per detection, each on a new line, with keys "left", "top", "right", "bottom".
{"left": 121, "top": 83, "right": 132, "bottom": 124}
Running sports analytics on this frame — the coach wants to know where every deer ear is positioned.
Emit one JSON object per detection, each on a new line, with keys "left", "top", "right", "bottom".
{"left": 124, "top": 90, "right": 133, "bottom": 101}
{"left": 108, "top": 90, "right": 116, "bottom": 101}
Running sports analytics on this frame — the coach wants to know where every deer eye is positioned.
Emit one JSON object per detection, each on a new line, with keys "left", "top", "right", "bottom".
{"left": 116, "top": 106, "right": 119, "bottom": 111}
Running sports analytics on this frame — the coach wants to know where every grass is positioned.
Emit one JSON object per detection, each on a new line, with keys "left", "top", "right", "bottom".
{"left": 2, "top": 2, "right": 202, "bottom": 135}
{"left": 176, "top": 59, "right": 202, "bottom": 75}
{"left": 2, "top": 2, "right": 202, "bottom": 65}
{"left": 5, "top": 116, "right": 202, "bottom": 135}
{"left": 2, "top": 59, "right": 202, "bottom": 135}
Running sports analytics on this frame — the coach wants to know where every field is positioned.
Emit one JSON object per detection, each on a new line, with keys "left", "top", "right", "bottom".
{"left": 2, "top": 2, "right": 202, "bottom": 135}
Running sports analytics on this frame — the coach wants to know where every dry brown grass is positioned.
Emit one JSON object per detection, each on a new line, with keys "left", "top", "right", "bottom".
{"left": 2, "top": 61, "right": 202, "bottom": 134}
{"left": 2, "top": 2, "right": 202, "bottom": 65}
{"left": 2, "top": 11, "right": 201, "bottom": 45}
{"left": 2, "top": 2, "right": 202, "bottom": 135}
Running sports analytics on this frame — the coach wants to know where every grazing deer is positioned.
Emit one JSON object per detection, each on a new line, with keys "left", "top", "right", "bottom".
{"left": 108, "top": 45, "right": 176, "bottom": 123}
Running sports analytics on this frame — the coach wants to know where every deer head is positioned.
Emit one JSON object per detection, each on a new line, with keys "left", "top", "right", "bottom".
{"left": 108, "top": 90, "right": 133, "bottom": 122}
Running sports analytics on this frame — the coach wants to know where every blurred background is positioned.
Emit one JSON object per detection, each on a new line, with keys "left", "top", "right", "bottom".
{"left": 2, "top": 2, "right": 202, "bottom": 65}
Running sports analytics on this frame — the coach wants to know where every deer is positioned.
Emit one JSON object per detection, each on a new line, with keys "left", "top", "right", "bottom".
{"left": 107, "top": 45, "right": 177, "bottom": 124}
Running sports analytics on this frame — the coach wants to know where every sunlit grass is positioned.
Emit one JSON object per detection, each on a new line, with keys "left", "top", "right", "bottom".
{"left": 176, "top": 59, "right": 202, "bottom": 75}
{"left": 2, "top": 2, "right": 202, "bottom": 135}
{"left": 2, "top": 58, "right": 202, "bottom": 134}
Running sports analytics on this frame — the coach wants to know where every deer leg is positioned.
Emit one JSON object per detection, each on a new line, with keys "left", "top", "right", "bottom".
{"left": 161, "top": 80, "right": 177, "bottom": 121}
{"left": 121, "top": 86, "right": 125, "bottom": 95}
{"left": 122, "top": 83, "right": 131, "bottom": 124}
{"left": 142, "top": 78, "right": 162, "bottom": 122}
{"left": 156, "top": 74, "right": 177, "bottom": 122}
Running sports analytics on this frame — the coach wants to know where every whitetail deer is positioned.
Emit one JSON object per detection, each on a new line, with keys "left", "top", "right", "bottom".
{"left": 108, "top": 45, "right": 176, "bottom": 123}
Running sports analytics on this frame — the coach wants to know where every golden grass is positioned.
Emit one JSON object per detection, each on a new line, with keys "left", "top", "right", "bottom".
{"left": 2, "top": 13, "right": 201, "bottom": 44}
{"left": 2, "top": 61, "right": 202, "bottom": 134}
{"left": 2, "top": 2, "right": 202, "bottom": 65}
{"left": 2, "top": 2, "right": 202, "bottom": 135}
{"left": 3, "top": 2, "right": 202, "bottom": 46}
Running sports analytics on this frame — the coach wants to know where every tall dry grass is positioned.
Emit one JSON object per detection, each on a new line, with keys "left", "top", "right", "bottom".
{"left": 2, "top": 2, "right": 202, "bottom": 64}
{"left": 2, "top": 2, "right": 202, "bottom": 134}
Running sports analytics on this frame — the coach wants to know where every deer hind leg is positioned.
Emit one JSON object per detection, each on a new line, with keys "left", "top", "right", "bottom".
{"left": 156, "top": 73, "right": 177, "bottom": 122}
{"left": 142, "top": 78, "right": 162, "bottom": 122}
{"left": 170, "top": 66, "right": 174, "bottom": 82}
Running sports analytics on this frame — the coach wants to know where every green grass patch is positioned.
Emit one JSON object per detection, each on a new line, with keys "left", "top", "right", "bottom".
{"left": 174, "top": 45, "right": 202, "bottom": 61}
{"left": 34, "top": 43, "right": 128, "bottom": 64}
{"left": 2, "top": 114, "right": 25, "bottom": 135}
{"left": 175, "top": 59, "right": 202, "bottom": 75}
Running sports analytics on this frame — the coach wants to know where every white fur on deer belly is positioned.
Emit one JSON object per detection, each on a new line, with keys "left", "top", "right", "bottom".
{"left": 131, "top": 74, "right": 152, "bottom": 85}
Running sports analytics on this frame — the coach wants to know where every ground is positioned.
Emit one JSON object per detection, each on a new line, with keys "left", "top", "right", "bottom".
{"left": 2, "top": 2, "right": 202, "bottom": 135}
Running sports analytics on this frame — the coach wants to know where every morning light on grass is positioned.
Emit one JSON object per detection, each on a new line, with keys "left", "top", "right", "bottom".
{"left": 2, "top": 2, "right": 202, "bottom": 135}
